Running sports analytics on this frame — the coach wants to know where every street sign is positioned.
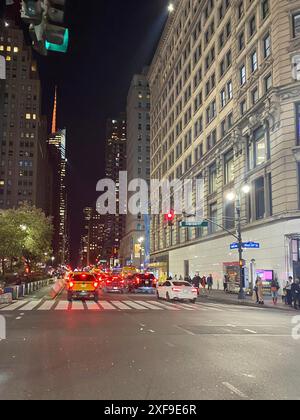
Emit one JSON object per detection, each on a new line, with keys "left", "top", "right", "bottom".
{"left": 230, "top": 242, "right": 260, "bottom": 250}
{"left": 180, "top": 221, "right": 208, "bottom": 228}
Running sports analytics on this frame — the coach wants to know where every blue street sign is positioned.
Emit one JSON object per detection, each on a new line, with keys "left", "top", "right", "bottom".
{"left": 230, "top": 242, "right": 260, "bottom": 250}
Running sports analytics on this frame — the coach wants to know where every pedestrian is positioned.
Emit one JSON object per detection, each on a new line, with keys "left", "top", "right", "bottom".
{"left": 223, "top": 275, "right": 228, "bottom": 293}
{"left": 255, "top": 276, "right": 264, "bottom": 305}
{"left": 201, "top": 276, "right": 207, "bottom": 296}
{"left": 291, "top": 278, "right": 300, "bottom": 310}
{"left": 192, "top": 273, "right": 201, "bottom": 295}
{"left": 207, "top": 274, "right": 213, "bottom": 293}
{"left": 270, "top": 278, "right": 280, "bottom": 305}
{"left": 285, "top": 276, "right": 293, "bottom": 306}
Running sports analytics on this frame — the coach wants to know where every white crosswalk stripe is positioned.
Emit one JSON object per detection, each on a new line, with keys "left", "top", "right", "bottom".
{"left": 17, "top": 300, "right": 43, "bottom": 311}
{"left": 0, "top": 300, "right": 30, "bottom": 311}
{"left": 122, "top": 301, "right": 149, "bottom": 310}
{"left": 0, "top": 298, "right": 242, "bottom": 313}
{"left": 113, "top": 301, "right": 133, "bottom": 310}
{"left": 38, "top": 301, "right": 56, "bottom": 311}
{"left": 99, "top": 301, "right": 117, "bottom": 310}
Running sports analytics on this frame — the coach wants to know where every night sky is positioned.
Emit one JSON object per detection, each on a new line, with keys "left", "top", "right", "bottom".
{"left": 8, "top": 0, "right": 169, "bottom": 264}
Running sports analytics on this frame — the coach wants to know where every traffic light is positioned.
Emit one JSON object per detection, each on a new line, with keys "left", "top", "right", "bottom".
{"left": 21, "top": 0, "right": 69, "bottom": 55}
{"left": 164, "top": 210, "right": 175, "bottom": 227}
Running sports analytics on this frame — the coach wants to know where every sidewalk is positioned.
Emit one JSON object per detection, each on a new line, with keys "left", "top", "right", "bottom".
{"left": 197, "top": 289, "right": 295, "bottom": 312}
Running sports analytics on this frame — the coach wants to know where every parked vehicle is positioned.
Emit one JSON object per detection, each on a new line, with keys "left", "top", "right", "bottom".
{"left": 157, "top": 280, "right": 198, "bottom": 303}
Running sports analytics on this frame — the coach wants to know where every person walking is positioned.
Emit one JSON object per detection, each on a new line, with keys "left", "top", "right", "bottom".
{"left": 192, "top": 273, "right": 201, "bottom": 296}
{"left": 285, "top": 276, "right": 293, "bottom": 306}
{"left": 201, "top": 276, "right": 207, "bottom": 296}
{"left": 270, "top": 278, "right": 280, "bottom": 305}
{"left": 207, "top": 274, "right": 213, "bottom": 293}
{"left": 291, "top": 278, "right": 300, "bottom": 310}
{"left": 256, "top": 276, "right": 264, "bottom": 305}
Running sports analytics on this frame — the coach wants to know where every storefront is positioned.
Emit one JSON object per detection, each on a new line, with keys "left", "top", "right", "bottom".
{"left": 148, "top": 254, "right": 169, "bottom": 283}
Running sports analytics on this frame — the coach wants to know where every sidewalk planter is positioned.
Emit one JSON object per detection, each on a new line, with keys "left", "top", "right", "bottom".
{"left": 0, "top": 293, "right": 13, "bottom": 304}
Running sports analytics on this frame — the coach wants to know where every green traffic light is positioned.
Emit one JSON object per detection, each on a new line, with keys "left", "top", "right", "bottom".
{"left": 45, "top": 28, "right": 69, "bottom": 53}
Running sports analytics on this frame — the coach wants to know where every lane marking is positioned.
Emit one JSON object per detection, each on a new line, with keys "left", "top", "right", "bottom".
{"left": 85, "top": 301, "right": 101, "bottom": 310}
{"left": 222, "top": 382, "right": 248, "bottom": 399}
{"left": 113, "top": 301, "right": 133, "bottom": 310}
{"left": 123, "top": 301, "right": 149, "bottom": 310}
{"left": 175, "top": 325, "right": 196, "bottom": 336}
{"left": 199, "top": 304, "right": 223, "bottom": 312}
{"left": 55, "top": 301, "right": 70, "bottom": 311}
{"left": 0, "top": 300, "right": 30, "bottom": 311}
{"left": 38, "top": 301, "right": 56, "bottom": 311}
{"left": 19, "top": 300, "right": 43, "bottom": 311}
{"left": 133, "top": 301, "right": 163, "bottom": 310}
{"left": 244, "top": 329, "right": 257, "bottom": 334}
{"left": 99, "top": 301, "right": 117, "bottom": 310}
{"left": 150, "top": 301, "right": 180, "bottom": 310}
{"left": 71, "top": 301, "right": 85, "bottom": 311}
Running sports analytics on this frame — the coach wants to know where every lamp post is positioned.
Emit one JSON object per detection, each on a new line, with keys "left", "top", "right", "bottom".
{"left": 227, "top": 184, "right": 251, "bottom": 300}
{"left": 138, "top": 237, "right": 145, "bottom": 270}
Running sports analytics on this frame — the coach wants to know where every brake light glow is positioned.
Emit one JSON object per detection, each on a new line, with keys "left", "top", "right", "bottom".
{"left": 69, "top": 281, "right": 74, "bottom": 289}
{"left": 192, "top": 288, "right": 198, "bottom": 293}
{"left": 93, "top": 282, "right": 99, "bottom": 289}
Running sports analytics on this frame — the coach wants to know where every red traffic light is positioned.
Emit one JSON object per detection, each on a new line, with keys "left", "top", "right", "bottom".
{"left": 164, "top": 210, "right": 175, "bottom": 225}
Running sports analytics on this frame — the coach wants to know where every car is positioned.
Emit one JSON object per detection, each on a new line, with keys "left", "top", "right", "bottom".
{"left": 67, "top": 272, "right": 100, "bottom": 302}
{"left": 157, "top": 280, "right": 198, "bottom": 303}
{"left": 127, "top": 273, "right": 157, "bottom": 293}
{"left": 103, "top": 273, "right": 127, "bottom": 294}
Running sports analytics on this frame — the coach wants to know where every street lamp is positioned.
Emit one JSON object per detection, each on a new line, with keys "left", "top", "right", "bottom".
{"left": 138, "top": 237, "right": 145, "bottom": 270}
{"left": 226, "top": 184, "right": 251, "bottom": 300}
{"left": 168, "top": 3, "right": 175, "bottom": 13}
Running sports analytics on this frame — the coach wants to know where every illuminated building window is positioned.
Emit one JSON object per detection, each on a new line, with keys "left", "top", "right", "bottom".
{"left": 13, "top": 47, "right": 19, "bottom": 53}
{"left": 33, "top": 114, "right": 36, "bottom": 120}
{"left": 0, "top": 180, "right": 4, "bottom": 187}
{"left": 0, "top": 46, "right": 3, "bottom": 51}
{"left": 6, "top": 56, "right": 11, "bottom": 61}
{"left": 6, "top": 46, "right": 11, "bottom": 52}
{"left": 26, "top": 114, "right": 31, "bottom": 120}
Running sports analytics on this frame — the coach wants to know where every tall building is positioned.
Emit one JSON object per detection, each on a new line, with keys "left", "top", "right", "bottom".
{"left": 119, "top": 69, "right": 151, "bottom": 267}
{"left": 48, "top": 87, "right": 69, "bottom": 264}
{"left": 148, "top": 0, "right": 300, "bottom": 286}
{"left": 103, "top": 116, "right": 127, "bottom": 265}
{"left": 80, "top": 207, "right": 105, "bottom": 267}
{"left": 0, "top": 20, "right": 48, "bottom": 211}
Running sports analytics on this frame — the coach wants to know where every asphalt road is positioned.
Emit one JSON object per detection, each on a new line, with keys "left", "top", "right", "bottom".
{"left": 0, "top": 288, "right": 299, "bottom": 400}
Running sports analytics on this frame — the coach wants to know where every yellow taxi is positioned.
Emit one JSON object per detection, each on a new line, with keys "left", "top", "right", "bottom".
{"left": 67, "top": 272, "right": 100, "bottom": 302}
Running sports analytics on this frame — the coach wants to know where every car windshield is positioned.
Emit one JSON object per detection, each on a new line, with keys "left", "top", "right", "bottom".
{"left": 173, "top": 282, "right": 191, "bottom": 287}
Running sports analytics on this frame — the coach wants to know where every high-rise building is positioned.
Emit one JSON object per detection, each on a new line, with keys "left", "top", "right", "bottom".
{"left": 0, "top": 20, "right": 48, "bottom": 211}
{"left": 148, "top": 0, "right": 300, "bottom": 286}
{"left": 102, "top": 116, "right": 127, "bottom": 265}
{"left": 80, "top": 207, "right": 105, "bottom": 267}
{"left": 119, "top": 69, "right": 151, "bottom": 267}
{"left": 48, "top": 87, "right": 69, "bottom": 264}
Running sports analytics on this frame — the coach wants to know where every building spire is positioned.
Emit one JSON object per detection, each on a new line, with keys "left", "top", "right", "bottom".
{"left": 51, "top": 86, "right": 58, "bottom": 134}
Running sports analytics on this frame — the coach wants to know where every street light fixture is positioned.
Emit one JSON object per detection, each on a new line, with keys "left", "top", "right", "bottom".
{"left": 226, "top": 184, "right": 251, "bottom": 300}
{"left": 138, "top": 237, "right": 145, "bottom": 270}
{"left": 168, "top": 3, "right": 175, "bottom": 13}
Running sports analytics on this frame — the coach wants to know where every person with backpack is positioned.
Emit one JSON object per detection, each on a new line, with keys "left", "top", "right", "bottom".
{"left": 207, "top": 274, "right": 213, "bottom": 293}
{"left": 270, "top": 278, "right": 280, "bottom": 305}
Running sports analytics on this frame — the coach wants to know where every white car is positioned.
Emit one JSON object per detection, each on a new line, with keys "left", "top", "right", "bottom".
{"left": 157, "top": 280, "right": 198, "bottom": 303}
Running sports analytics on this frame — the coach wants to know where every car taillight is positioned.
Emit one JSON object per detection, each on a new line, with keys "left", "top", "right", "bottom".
{"left": 172, "top": 287, "right": 181, "bottom": 292}
{"left": 68, "top": 281, "right": 74, "bottom": 289}
{"left": 93, "top": 282, "right": 99, "bottom": 289}
{"left": 192, "top": 288, "right": 198, "bottom": 293}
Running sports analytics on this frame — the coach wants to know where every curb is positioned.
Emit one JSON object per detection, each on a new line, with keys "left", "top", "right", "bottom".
{"left": 197, "top": 295, "right": 294, "bottom": 312}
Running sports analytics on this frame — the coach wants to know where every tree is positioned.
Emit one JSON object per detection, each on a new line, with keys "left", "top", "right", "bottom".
{"left": 0, "top": 205, "right": 53, "bottom": 275}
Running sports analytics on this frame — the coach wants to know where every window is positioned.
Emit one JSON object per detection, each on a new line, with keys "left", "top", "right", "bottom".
{"left": 227, "top": 80, "right": 233, "bottom": 99}
{"left": 293, "top": 13, "right": 300, "bottom": 38}
{"left": 240, "top": 99, "right": 247, "bottom": 116}
{"left": 224, "top": 149, "right": 234, "bottom": 184}
{"left": 238, "top": 1, "right": 244, "bottom": 19}
{"left": 255, "top": 177, "right": 265, "bottom": 219}
{"left": 249, "top": 126, "right": 266, "bottom": 170}
{"left": 209, "top": 163, "right": 217, "bottom": 194}
{"left": 263, "top": 34, "right": 271, "bottom": 58}
{"left": 252, "top": 87, "right": 259, "bottom": 105}
{"left": 264, "top": 73, "right": 272, "bottom": 92}
{"left": 221, "top": 89, "right": 226, "bottom": 108}
{"left": 209, "top": 202, "right": 218, "bottom": 233}
{"left": 225, "top": 201, "right": 235, "bottom": 230}
{"left": 238, "top": 31, "right": 245, "bottom": 51}
{"left": 240, "top": 64, "right": 246, "bottom": 85}
{"left": 251, "top": 50, "right": 258, "bottom": 73}
{"left": 261, "top": 0, "right": 269, "bottom": 20}
{"left": 249, "top": 15, "right": 256, "bottom": 37}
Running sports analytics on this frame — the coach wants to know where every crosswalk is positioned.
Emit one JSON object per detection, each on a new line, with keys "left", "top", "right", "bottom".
{"left": 0, "top": 299, "right": 241, "bottom": 313}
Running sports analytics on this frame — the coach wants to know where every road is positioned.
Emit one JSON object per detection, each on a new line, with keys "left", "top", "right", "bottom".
{"left": 0, "top": 288, "right": 299, "bottom": 400}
